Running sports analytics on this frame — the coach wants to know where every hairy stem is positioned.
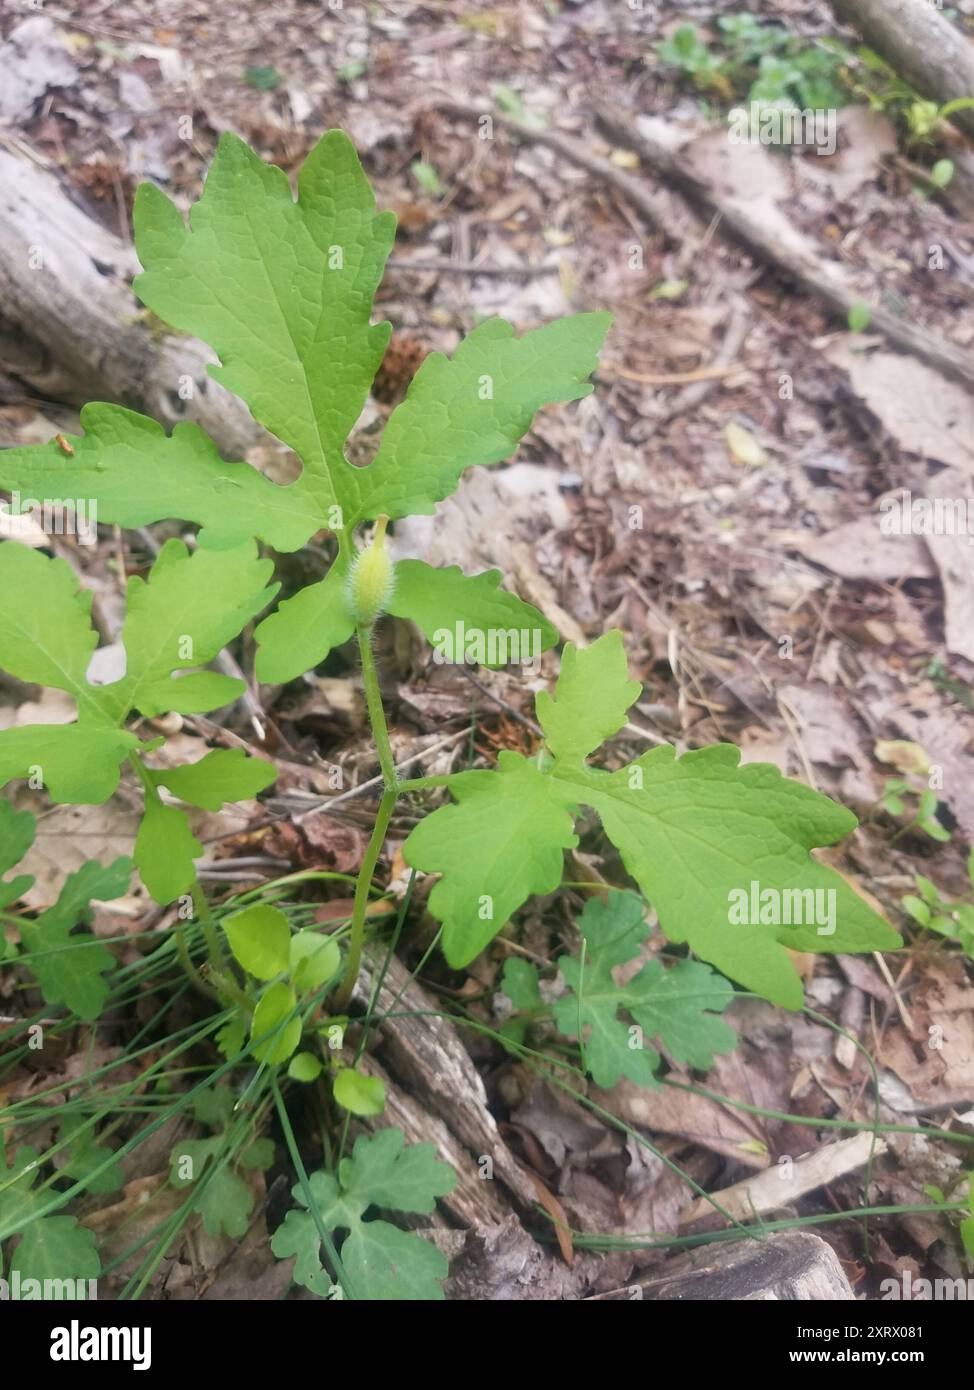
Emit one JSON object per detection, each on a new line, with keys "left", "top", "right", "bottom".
{"left": 356, "top": 623, "right": 398, "bottom": 790}
{"left": 172, "top": 919, "right": 220, "bottom": 1003}
{"left": 333, "top": 624, "right": 399, "bottom": 1009}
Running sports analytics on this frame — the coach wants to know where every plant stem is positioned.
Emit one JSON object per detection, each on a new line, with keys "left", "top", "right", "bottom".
{"left": 396, "top": 773, "right": 455, "bottom": 794}
{"left": 356, "top": 623, "right": 398, "bottom": 790}
{"left": 333, "top": 624, "right": 399, "bottom": 1010}
{"left": 201, "top": 965, "right": 253, "bottom": 1013}
{"left": 334, "top": 787, "right": 397, "bottom": 1011}
{"left": 172, "top": 920, "right": 221, "bottom": 1003}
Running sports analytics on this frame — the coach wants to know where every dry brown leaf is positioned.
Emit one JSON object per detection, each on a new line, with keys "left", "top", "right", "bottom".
{"left": 824, "top": 344, "right": 974, "bottom": 478}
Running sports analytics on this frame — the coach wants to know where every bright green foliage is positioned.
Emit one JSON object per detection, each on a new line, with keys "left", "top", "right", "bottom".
{"left": 134, "top": 799, "right": 202, "bottom": 904}
{"left": 220, "top": 906, "right": 342, "bottom": 1065}
{"left": 962, "top": 1176, "right": 974, "bottom": 1258}
{"left": 148, "top": 748, "right": 276, "bottom": 811}
{"left": 0, "top": 539, "right": 277, "bottom": 900}
{"left": 406, "top": 631, "right": 900, "bottom": 1006}
{"left": 553, "top": 892, "right": 736, "bottom": 1088}
{"left": 404, "top": 753, "right": 578, "bottom": 967}
{"left": 288, "top": 1051, "right": 323, "bottom": 1082}
{"left": 135, "top": 130, "right": 396, "bottom": 524}
{"left": 333, "top": 1067, "right": 385, "bottom": 1116}
{"left": 250, "top": 982, "right": 302, "bottom": 1064}
{"left": 902, "top": 857, "right": 974, "bottom": 960}
{"left": 0, "top": 131, "right": 608, "bottom": 684}
{"left": 0, "top": 1147, "right": 100, "bottom": 1283}
{"left": 289, "top": 930, "right": 340, "bottom": 991}
{"left": 224, "top": 903, "right": 291, "bottom": 980}
{"left": 271, "top": 1128, "right": 455, "bottom": 1300}
{"left": 881, "top": 781, "right": 952, "bottom": 843}
{"left": 2, "top": 807, "right": 132, "bottom": 1019}
{"left": 657, "top": 17, "right": 849, "bottom": 111}
{"left": 387, "top": 562, "right": 559, "bottom": 662}
{"left": 536, "top": 630, "right": 639, "bottom": 762}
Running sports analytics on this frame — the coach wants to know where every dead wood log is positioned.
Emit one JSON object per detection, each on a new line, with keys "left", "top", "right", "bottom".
{"left": 353, "top": 949, "right": 539, "bottom": 1211}
{"left": 831, "top": 0, "right": 974, "bottom": 141}
{"left": 590, "top": 1231, "right": 854, "bottom": 1301}
{"left": 679, "top": 1132, "right": 887, "bottom": 1231}
{"left": 0, "top": 146, "right": 262, "bottom": 457}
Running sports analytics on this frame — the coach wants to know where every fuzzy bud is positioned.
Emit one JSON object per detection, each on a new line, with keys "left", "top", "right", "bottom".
{"left": 347, "top": 516, "right": 394, "bottom": 624}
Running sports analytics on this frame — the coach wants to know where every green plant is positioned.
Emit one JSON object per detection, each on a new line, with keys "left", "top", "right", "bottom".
{"left": 411, "top": 159, "right": 445, "bottom": 197}
{"left": 881, "top": 778, "right": 951, "bottom": 844}
{"left": 0, "top": 129, "right": 903, "bottom": 1299}
{"left": 407, "top": 633, "right": 897, "bottom": 1008}
{"left": 0, "top": 1144, "right": 100, "bottom": 1288}
{"left": 500, "top": 890, "right": 737, "bottom": 1087}
{"left": 271, "top": 1128, "right": 455, "bottom": 1300}
{"left": 0, "top": 802, "right": 131, "bottom": 1019}
{"left": 848, "top": 301, "right": 872, "bottom": 334}
{"left": 169, "top": 1084, "right": 274, "bottom": 1238}
{"left": 902, "top": 850, "right": 974, "bottom": 958}
{"left": 844, "top": 46, "right": 974, "bottom": 145}
{"left": 656, "top": 17, "right": 848, "bottom": 111}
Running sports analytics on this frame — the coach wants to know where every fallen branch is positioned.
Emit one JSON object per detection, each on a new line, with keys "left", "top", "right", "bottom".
{"left": 0, "top": 143, "right": 263, "bottom": 456}
{"left": 432, "top": 99, "right": 697, "bottom": 240}
{"left": 679, "top": 1131, "right": 888, "bottom": 1229}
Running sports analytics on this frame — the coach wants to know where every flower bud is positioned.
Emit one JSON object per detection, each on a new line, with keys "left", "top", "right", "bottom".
{"left": 346, "top": 516, "right": 394, "bottom": 624}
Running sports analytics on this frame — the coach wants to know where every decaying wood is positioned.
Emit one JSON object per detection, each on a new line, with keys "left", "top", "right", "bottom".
{"left": 591, "top": 1231, "right": 854, "bottom": 1301}
{"left": 0, "top": 146, "right": 262, "bottom": 456}
{"left": 831, "top": 0, "right": 974, "bottom": 141}
{"left": 435, "top": 1217, "right": 595, "bottom": 1300}
{"left": 353, "top": 948, "right": 539, "bottom": 1210}
{"left": 679, "top": 1132, "right": 888, "bottom": 1230}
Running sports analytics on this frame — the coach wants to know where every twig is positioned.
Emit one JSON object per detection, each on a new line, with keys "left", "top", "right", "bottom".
{"left": 601, "top": 361, "right": 747, "bottom": 386}
{"left": 294, "top": 725, "right": 472, "bottom": 823}
{"left": 387, "top": 258, "right": 560, "bottom": 277}
{"left": 432, "top": 98, "right": 696, "bottom": 240}
{"left": 457, "top": 665, "right": 542, "bottom": 736}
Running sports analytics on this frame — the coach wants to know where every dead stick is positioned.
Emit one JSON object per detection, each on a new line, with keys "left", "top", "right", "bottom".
{"left": 433, "top": 99, "right": 697, "bottom": 239}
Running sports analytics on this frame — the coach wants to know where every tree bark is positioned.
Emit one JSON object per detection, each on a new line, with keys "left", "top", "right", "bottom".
{"left": 831, "top": 0, "right": 974, "bottom": 140}
{"left": 590, "top": 1231, "right": 855, "bottom": 1300}
{"left": 0, "top": 148, "right": 263, "bottom": 457}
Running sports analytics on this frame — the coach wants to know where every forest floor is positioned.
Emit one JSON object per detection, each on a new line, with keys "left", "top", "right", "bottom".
{"left": 1, "top": 0, "right": 973, "bottom": 1301}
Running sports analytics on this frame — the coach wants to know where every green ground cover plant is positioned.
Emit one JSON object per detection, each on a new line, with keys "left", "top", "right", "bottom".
{"left": 1, "top": 129, "right": 965, "bottom": 1301}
